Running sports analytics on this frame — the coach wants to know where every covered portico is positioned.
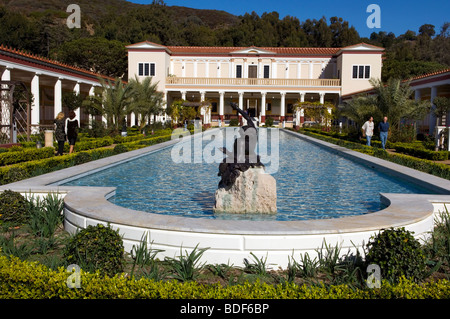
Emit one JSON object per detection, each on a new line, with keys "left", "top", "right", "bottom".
{"left": 166, "top": 84, "right": 340, "bottom": 127}
{"left": 0, "top": 45, "right": 111, "bottom": 137}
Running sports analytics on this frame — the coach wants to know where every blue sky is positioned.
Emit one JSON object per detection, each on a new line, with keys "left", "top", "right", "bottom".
{"left": 129, "top": 0, "right": 449, "bottom": 38}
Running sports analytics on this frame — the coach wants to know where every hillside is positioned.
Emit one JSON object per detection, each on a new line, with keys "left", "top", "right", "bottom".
{"left": 0, "top": 0, "right": 239, "bottom": 28}
{"left": 0, "top": 0, "right": 448, "bottom": 80}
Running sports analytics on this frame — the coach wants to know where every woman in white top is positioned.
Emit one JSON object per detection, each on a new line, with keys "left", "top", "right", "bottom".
{"left": 66, "top": 110, "right": 79, "bottom": 154}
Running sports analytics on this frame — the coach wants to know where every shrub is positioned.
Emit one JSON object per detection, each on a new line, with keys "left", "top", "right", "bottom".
{"left": 265, "top": 117, "right": 274, "bottom": 127}
{"left": 63, "top": 224, "right": 125, "bottom": 277}
{"left": 0, "top": 147, "right": 54, "bottom": 166}
{"left": 0, "top": 190, "right": 30, "bottom": 226}
{"left": 1, "top": 253, "right": 450, "bottom": 299}
{"left": 113, "top": 144, "right": 128, "bottom": 154}
{"left": 365, "top": 227, "right": 427, "bottom": 283}
{"left": 229, "top": 118, "right": 240, "bottom": 127}
{"left": 0, "top": 166, "right": 30, "bottom": 184}
{"left": 73, "top": 152, "right": 91, "bottom": 165}
{"left": 393, "top": 143, "right": 449, "bottom": 161}
{"left": 27, "top": 193, "right": 64, "bottom": 238}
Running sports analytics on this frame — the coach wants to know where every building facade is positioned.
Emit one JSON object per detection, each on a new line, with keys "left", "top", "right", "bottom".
{"left": 0, "top": 45, "right": 112, "bottom": 137}
{"left": 126, "top": 41, "right": 384, "bottom": 127}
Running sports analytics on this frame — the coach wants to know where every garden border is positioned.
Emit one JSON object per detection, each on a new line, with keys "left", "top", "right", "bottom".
{"left": 2, "top": 128, "right": 450, "bottom": 268}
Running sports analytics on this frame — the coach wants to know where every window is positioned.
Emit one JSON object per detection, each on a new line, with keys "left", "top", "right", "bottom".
{"left": 248, "top": 65, "right": 257, "bottom": 78}
{"left": 211, "top": 102, "right": 218, "bottom": 113}
{"left": 236, "top": 65, "right": 242, "bottom": 78}
{"left": 352, "top": 65, "right": 370, "bottom": 79}
{"left": 264, "top": 65, "right": 270, "bottom": 78}
{"left": 138, "top": 63, "right": 155, "bottom": 76}
{"left": 365, "top": 66, "right": 370, "bottom": 79}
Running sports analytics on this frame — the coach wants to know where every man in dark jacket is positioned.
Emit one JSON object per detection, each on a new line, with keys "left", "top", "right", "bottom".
{"left": 378, "top": 116, "right": 389, "bottom": 149}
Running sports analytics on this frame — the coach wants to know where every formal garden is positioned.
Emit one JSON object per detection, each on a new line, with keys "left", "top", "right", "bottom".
{"left": 1, "top": 74, "right": 450, "bottom": 298}
{"left": 0, "top": 186, "right": 449, "bottom": 298}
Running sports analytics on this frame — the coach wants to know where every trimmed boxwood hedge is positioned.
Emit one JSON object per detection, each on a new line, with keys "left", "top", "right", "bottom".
{"left": 0, "top": 253, "right": 449, "bottom": 299}
{"left": 0, "top": 134, "right": 174, "bottom": 185}
{"left": 0, "top": 147, "right": 55, "bottom": 166}
{"left": 298, "top": 130, "right": 450, "bottom": 180}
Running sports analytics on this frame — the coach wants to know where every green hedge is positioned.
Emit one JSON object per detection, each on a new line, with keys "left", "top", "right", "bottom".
{"left": 297, "top": 130, "right": 450, "bottom": 180}
{"left": 0, "top": 147, "right": 115, "bottom": 185}
{"left": 391, "top": 143, "right": 449, "bottom": 161}
{"left": 0, "top": 134, "right": 175, "bottom": 185}
{"left": 0, "top": 254, "right": 449, "bottom": 299}
{"left": 52, "top": 136, "right": 115, "bottom": 153}
{"left": 0, "top": 147, "right": 54, "bottom": 166}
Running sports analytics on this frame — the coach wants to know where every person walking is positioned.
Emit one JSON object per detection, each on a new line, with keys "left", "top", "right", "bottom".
{"left": 378, "top": 116, "right": 390, "bottom": 150}
{"left": 66, "top": 110, "right": 79, "bottom": 154}
{"left": 54, "top": 112, "right": 66, "bottom": 156}
{"left": 361, "top": 116, "right": 374, "bottom": 146}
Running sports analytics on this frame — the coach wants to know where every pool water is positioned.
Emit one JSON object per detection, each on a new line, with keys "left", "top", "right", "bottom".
{"left": 63, "top": 129, "right": 432, "bottom": 221}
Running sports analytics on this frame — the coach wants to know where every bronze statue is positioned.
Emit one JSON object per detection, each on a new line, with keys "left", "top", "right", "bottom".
{"left": 217, "top": 102, "right": 264, "bottom": 188}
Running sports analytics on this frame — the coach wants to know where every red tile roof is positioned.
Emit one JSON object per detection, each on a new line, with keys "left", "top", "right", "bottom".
{"left": 166, "top": 45, "right": 341, "bottom": 56}
{"left": 0, "top": 44, "right": 116, "bottom": 82}
{"left": 408, "top": 68, "right": 450, "bottom": 82}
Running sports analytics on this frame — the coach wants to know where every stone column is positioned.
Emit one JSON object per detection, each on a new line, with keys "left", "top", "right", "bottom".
{"left": 260, "top": 91, "right": 266, "bottom": 125}
{"left": 430, "top": 86, "right": 438, "bottom": 135}
{"left": 299, "top": 92, "right": 305, "bottom": 125}
{"left": 238, "top": 91, "right": 244, "bottom": 125}
{"left": 219, "top": 91, "right": 224, "bottom": 127}
{"left": 1, "top": 67, "right": 12, "bottom": 138}
{"left": 88, "top": 86, "right": 95, "bottom": 128}
{"left": 200, "top": 91, "right": 207, "bottom": 125}
{"left": 280, "top": 92, "right": 286, "bottom": 128}
{"left": 30, "top": 73, "right": 40, "bottom": 133}
{"left": 54, "top": 78, "right": 62, "bottom": 117}
{"left": 319, "top": 92, "right": 325, "bottom": 105}
{"left": 73, "top": 81, "right": 81, "bottom": 121}
{"left": 163, "top": 90, "right": 168, "bottom": 123}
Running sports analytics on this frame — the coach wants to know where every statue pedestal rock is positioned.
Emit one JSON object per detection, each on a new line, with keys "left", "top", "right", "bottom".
{"left": 214, "top": 167, "right": 277, "bottom": 214}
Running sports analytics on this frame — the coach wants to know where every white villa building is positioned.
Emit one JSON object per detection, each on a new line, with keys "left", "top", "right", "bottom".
{"left": 126, "top": 41, "right": 385, "bottom": 127}
{"left": 2, "top": 40, "right": 448, "bottom": 136}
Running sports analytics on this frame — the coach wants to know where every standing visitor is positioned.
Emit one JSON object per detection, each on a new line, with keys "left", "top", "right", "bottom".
{"left": 362, "top": 116, "right": 374, "bottom": 146}
{"left": 66, "top": 110, "right": 79, "bottom": 154}
{"left": 378, "top": 116, "right": 390, "bottom": 150}
{"left": 54, "top": 112, "right": 66, "bottom": 156}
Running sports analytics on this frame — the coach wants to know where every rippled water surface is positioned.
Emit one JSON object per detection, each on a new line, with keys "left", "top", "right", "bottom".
{"left": 63, "top": 129, "right": 432, "bottom": 221}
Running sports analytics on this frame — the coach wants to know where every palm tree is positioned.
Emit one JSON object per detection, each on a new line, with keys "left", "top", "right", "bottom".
{"left": 128, "top": 75, "right": 164, "bottom": 132}
{"left": 338, "top": 94, "right": 380, "bottom": 128}
{"left": 370, "top": 78, "right": 430, "bottom": 132}
{"left": 95, "top": 77, "right": 133, "bottom": 133}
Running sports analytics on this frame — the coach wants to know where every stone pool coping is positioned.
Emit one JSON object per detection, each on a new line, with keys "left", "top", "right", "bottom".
{"left": 2, "top": 128, "right": 450, "bottom": 267}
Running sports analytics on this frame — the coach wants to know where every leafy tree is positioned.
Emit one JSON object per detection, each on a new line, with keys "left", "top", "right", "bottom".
{"left": 51, "top": 37, "right": 127, "bottom": 78}
{"left": 62, "top": 91, "right": 83, "bottom": 111}
{"left": 166, "top": 100, "right": 198, "bottom": 125}
{"left": 419, "top": 24, "right": 436, "bottom": 38}
{"left": 432, "top": 96, "right": 450, "bottom": 127}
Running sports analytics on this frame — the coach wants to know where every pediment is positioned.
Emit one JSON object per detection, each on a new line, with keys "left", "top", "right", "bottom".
{"left": 339, "top": 43, "right": 384, "bottom": 52}
{"left": 126, "top": 41, "right": 170, "bottom": 52}
{"left": 231, "top": 47, "right": 276, "bottom": 55}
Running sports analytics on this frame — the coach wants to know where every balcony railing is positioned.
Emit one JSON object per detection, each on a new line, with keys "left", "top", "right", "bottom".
{"left": 166, "top": 77, "right": 340, "bottom": 87}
